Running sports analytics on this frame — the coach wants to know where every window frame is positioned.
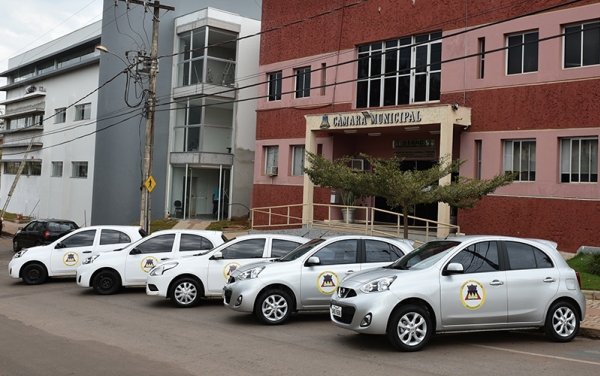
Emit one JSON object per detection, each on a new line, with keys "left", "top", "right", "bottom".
{"left": 291, "top": 145, "right": 305, "bottom": 176}
{"left": 51, "top": 161, "right": 63, "bottom": 177}
{"left": 503, "top": 139, "right": 536, "bottom": 182}
{"left": 54, "top": 108, "right": 66, "bottom": 124}
{"left": 560, "top": 137, "right": 598, "bottom": 183}
{"left": 74, "top": 103, "right": 91, "bottom": 121}
{"left": 506, "top": 30, "right": 539, "bottom": 75}
{"left": 268, "top": 71, "right": 282, "bottom": 101}
{"left": 72, "top": 161, "right": 88, "bottom": 178}
{"left": 563, "top": 20, "right": 600, "bottom": 69}
{"left": 265, "top": 146, "right": 279, "bottom": 174}
{"left": 294, "top": 66, "right": 311, "bottom": 98}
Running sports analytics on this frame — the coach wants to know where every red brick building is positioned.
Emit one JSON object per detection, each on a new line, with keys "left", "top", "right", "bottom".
{"left": 252, "top": 0, "right": 600, "bottom": 252}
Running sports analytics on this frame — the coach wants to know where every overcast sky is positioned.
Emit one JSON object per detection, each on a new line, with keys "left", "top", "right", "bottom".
{"left": 0, "top": 0, "right": 104, "bottom": 98}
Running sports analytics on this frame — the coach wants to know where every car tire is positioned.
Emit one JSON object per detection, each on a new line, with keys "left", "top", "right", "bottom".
{"left": 255, "top": 288, "right": 293, "bottom": 325}
{"left": 13, "top": 241, "right": 21, "bottom": 252}
{"left": 21, "top": 263, "right": 48, "bottom": 285}
{"left": 544, "top": 301, "right": 580, "bottom": 342}
{"left": 170, "top": 277, "right": 203, "bottom": 308}
{"left": 387, "top": 304, "right": 432, "bottom": 352}
{"left": 92, "top": 270, "right": 121, "bottom": 295}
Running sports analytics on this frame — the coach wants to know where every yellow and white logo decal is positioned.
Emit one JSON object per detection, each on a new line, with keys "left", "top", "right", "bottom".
{"left": 317, "top": 271, "right": 339, "bottom": 295}
{"left": 62, "top": 252, "right": 79, "bottom": 267}
{"left": 223, "top": 262, "right": 241, "bottom": 279}
{"left": 140, "top": 256, "right": 159, "bottom": 273}
{"left": 460, "top": 280, "right": 486, "bottom": 310}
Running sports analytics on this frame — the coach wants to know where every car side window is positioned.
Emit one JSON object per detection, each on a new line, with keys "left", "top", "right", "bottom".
{"left": 27, "top": 222, "right": 43, "bottom": 232}
{"left": 506, "top": 241, "right": 553, "bottom": 270}
{"left": 271, "top": 239, "right": 303, "bottom": 258}
{"left": 312, "top": 240, "right": 357, "bottom": 265}
{"left": 100, "top": 230, "right": 132, "bottom": 245}
{"left": 136, "top": 234, "right": 175, "bottom": 254}
{"left": 365, "top": 240, "right": 404, "bottom": 263}
{"left": 179, "top": 234, "right": 214, "bottom": 252}
{"left": 448, "top": 241, "right": 500, "bottom": 273}
{"left": 61, "top": 230, "right": 96, "bottom": 248}
{"left": 221, "top": 239, "right": 266, "bottom": 259}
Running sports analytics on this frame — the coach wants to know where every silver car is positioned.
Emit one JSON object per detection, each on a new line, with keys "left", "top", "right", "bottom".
{"left": 330, "top": 235, "right": 586, "bottom": 351}
{"left": 223, "top": 235, "right": 415, "bottom": 325}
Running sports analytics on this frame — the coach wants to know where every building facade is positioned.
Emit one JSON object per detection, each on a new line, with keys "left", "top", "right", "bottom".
{"left": 253, "top": 0, "right": 600, "bottom": 252}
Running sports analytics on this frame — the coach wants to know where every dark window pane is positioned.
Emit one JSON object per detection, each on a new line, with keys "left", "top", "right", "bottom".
{"left": 506, "top": 241, "right": 537, "bottom": 270}
{"left": 313, "top": 240, "right": 357, "bottom": 265}
{"left": 507, "top": 35, "right": 523, "bottom": 74}
{"left": 523, "top": 32, "right": 539, "bottom": 72}
{"left": 415, "top": 45, "right": 428, "bottom": 73}
{"left": 429, "top": 72, "right": 441, "bottom": 101}
{"left": 369, "top": 79, "right": 381, "bottom": 107}
{"left": 385, "top": 42, "right": 398, "bottom": 75}
{"left": 62, "top": 230, "right": 96, "bottom": 248}
{"left": 100, "top": 230, "right": 131, "bottom": 245}
{"left": 371, "top": 50, "right": 382, "bottom": 76}
{"left": 356, "top": 81, "right": 368, "bottom": 108}
{"left": 449, "top": 242, "right": 500, "bottom": 273}
{"left": 180, "top": 234, "right": 214, "bottom": 252}
{"left": 271, "top": 240, "right": 302, "bottom": 258}
{"left": 397, "top": 76, "right": 410, "bottom": 104}
{"left": 399, "top": 46, "right": 411, "bottom": 74}
{"left": 383, "top": 77, "right": 396, "bottom": 106}
{"left": 583, "top": 22, "right": 600, "bottom": 66}
{"left": 533, "top": 248, "right": 554, "bottom": 268}
{"left": 137, "top": 234, "right": 175, "bottom": 254}
{"left": 357, "top": 53, "right": 370, "bottom": 79}
{"left": 414, "top": 74, "right": 427, "bottom": 102}
{"left": 564, "top": 26, "right": 582, "bottom": 68}
{"left": 190, "top": 60, "right": 203, "bottom": 84}
{"left": 430, "top": 42, "right": 442, "bottom": 71}
{"left": 365, "top": 240, "right": 404, "bottom": 263}
{"left": 221, "top": 239, "right": 266, "bottom": 259}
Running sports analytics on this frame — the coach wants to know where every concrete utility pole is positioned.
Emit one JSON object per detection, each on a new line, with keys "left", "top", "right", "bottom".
{"left": 118, "top": 0, "right": 174, "bottom": 233}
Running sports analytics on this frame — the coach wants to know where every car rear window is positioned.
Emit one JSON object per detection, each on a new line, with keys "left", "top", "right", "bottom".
{"left": 100, "top": 230, "right": 132, "bottom": 245}
{"left": 48, "top": 222, "right": 77, "bottom": 232}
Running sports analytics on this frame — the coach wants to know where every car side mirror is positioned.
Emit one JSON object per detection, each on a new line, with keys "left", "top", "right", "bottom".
{"left": 210, "top": 251, "right": 223, "bottom": 260}
{"left": 443, "top": 262, "right": 464, "bottom": 276}
{"left": 129, "top": 248, "right": 142, "bottom": 255}
{"left": 54, "top": 243, "right": 65, "bottom": 249}
{"left": 305, "top": 256, "right": 321, "bottom": 266}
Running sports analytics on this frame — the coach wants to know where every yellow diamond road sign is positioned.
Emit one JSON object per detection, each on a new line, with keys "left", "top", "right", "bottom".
{"left": 144, "top": 175, "right": 157, "bottom": 193}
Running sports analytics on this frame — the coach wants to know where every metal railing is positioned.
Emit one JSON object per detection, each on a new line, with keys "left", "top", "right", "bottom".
{"left": 251, "top": 203, "right": 460, "bottom": 243}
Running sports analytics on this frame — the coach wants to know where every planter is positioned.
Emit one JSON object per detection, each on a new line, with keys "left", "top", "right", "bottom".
{"left": 341, "top": 207, "right": 356, "bottom": 223}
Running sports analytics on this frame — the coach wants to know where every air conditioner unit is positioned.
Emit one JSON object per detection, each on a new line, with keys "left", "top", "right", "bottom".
{"left": 351, "top": 159, "right": 365, "bottom": 171}
{"left": 266, "top": 166, "right": 278, "bottom": 176}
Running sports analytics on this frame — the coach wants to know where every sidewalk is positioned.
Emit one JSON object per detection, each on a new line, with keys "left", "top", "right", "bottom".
{"left": 2, "top": 218, "right": 599, "bottom": 339}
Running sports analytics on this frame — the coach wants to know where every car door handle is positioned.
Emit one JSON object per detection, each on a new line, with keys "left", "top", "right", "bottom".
{"left": 82, "top": 251, "right": 92, "bottom": 254}
{"left": 489, "top": 280, "right": 504, "bottom": 286}
{"left": 161, "top": 257, "right": 170, "bottom": 261}
{"left": 543, "top": 277, "right": 556, "bottom": 283}
{"left": 345, "top": 270, "right": 355, "bottom": 275}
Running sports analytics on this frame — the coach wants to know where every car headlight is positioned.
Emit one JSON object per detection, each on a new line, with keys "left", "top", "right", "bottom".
{"left": 237, "top": 266, "right": 265, "bottom": 280}
{"left": 360, "top": 276, "right": 397, "bottom": 293}
{"left": 82, "top": 255, "right": 100, "bottom": 265}
{"left": 149, "top": 262, "right": 179, "bottom": 276}
{"left": 13, "top": 250, "right": 28, "bottom": 258}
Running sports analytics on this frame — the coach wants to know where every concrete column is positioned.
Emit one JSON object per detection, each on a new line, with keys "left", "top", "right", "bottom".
{"left": 437, "top": 112, "right": 453, "bottom": 238}
{"left": 302, "top": 129, "right": 317, "bottom": 224}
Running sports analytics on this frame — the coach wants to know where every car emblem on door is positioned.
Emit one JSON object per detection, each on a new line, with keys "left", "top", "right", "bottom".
{"left": 460, "top": 280, "right": 486, "bottom": 310}
{"left": 140, "top": 256, "right": 159, "bottom": 272}
{"left": 63, "top": 252, "right": 79, "bottom": 267}
{"left": 317, "top": 271, "right": 339, "bottom": 295}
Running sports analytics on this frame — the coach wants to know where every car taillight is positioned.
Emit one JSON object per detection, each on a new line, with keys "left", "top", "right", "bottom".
{"left": 44, "top": 230, "right": 51, "bottom": 239}
{"left": 576, "top": 271, "right": 582, "bottom": 289}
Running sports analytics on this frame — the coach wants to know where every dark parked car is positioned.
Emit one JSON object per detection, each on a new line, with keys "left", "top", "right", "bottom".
{"left": 13, "top": 219, "right": 79, "bottom": 252}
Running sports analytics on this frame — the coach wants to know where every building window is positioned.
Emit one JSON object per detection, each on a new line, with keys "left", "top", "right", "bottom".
{"left": 292, "top": 146, "right": 305, "bottom": 176}
{"left": 72, "top": 162, "right": 88, "bottom": 178}
{"left": 3, "top": 162, "right": 41, "bottom": 176}
{"left": 478, "top": 37, "right": 486, "bottom": 79}
{"left": 265, "top": 146, "right": 279, "bottom": 174}
{"left": 177, "top": 27, "right": 237, "bottom": 87}
{"left": 55, "top": 108, "right": 66, "bottom": 124}
{"left": 295, "top": 67, "right": 311, "bottom": 98}
{"left": 320, "top": 63, "right": 326, "bottom": 95}
{"left": 564, "top": 21, "right": 600, "bottom": 69}
{"left": 507, "top": 31, "right": 539, "bottom": 75}
{"left": 357, "top": 32, "right": 441, "bottom": 108}
{"left": 560, "top": 138, "right": 598, "bottom": 183}
{"left": 268, "top": 71, "right": 282, "bottom": 101}
{"left": 475, "top": 140, "right": 482, "bottom": 180}
{"left": 74, "top": 103, "right": 91, "bottom": 121}
{"left": 504, "top": 140, "right": 536, "bottom": 182}
{"left": 52, "top": 162, "right": 63, "bottom": 177}
{"left": 8, "top": 113, "right": 43, "bottom": 130}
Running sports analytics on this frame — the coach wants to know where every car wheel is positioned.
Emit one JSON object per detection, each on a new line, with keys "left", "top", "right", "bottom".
{"left": 21, "top": 263, "right": 48, "bottom": 285}
{"left": 387, "top": 304, "right": 432, "bottom": 352}
{"left": 544, "top": 301, "right": 580, "bottom": 342}
{"left": 92, "top": 270, "right": 121, "bottom": 295}
{"left": 255, "top": 289, "right": 293, "bottom": 325}
{"left": 170, "top": 278, "right": 202, "bottom": 308}
{"left": 13, "top": 241, "right": 21, "bottom": 252}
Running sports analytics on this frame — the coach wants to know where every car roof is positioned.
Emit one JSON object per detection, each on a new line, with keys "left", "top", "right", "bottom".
{"left": 229, "top": 233, "right": 309, "bottom": 241}
{"left": 435, "top": 235, "right": 558, "bottom": 249}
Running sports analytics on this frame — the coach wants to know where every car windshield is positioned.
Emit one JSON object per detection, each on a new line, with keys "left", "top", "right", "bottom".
{"left": 279, "top": 238, "right": 324, "bottom": 261}
{"left": 387, "top": 240, "right": 460, "bottom": 270}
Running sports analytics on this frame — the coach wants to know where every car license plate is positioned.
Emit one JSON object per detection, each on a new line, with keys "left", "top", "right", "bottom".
{"left": 331, "top": 304, "right": 342, "bottom": 317}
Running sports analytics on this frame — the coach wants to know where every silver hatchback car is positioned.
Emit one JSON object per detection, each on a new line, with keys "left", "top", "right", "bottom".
{"left": 330, "top": 235, "right": 586, "bottom": 352}
{"left": 223, "top": 235, "right": 415, "bottom": 325}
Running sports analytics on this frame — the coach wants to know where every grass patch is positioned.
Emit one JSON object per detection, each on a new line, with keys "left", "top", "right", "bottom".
{"left": 567, "top": 253, "right": 600, "bottom": 291}
{"left": 205, "top": 219, "right": 250, "bottom": 231}
{"left": 131, "top": 218, "right": 179, "bottom": 233}
{"left": 1, "top": 212, "right": 31, "bottom": 221}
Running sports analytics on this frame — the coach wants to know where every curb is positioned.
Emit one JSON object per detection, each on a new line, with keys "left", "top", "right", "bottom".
{"left": 579, "top": 327, "right": 600, "bottom": 339}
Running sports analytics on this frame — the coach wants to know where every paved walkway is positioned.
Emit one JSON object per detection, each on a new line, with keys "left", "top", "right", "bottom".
{"left": 2, "top": 219, "right": 599, "bottom": 339}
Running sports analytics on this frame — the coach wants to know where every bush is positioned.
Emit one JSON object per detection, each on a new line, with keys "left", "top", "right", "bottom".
{"left": 586, "top": 252, "right": 600, "bottom": 276}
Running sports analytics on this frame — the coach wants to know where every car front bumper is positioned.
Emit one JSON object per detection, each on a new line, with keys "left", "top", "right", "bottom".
{"left": 76, "top": 264, "right": 94, "bottom": 287}
{"left": 8, "top": 258, "right": 24, "bottom": 279}
{"left": 222, "top": 278, "right": 265, "bottom": 313}
{"left": 146, "top": 273, "right": 172, "bottom": 298}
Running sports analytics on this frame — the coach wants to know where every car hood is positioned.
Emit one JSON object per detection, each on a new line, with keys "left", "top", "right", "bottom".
{"left": 19, "top": 244, "right": 53, "bottom": 255}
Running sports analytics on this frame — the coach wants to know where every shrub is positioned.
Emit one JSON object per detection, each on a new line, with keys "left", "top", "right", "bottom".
{"left": 586, "top": 252, "right": 600, "bottom": 276}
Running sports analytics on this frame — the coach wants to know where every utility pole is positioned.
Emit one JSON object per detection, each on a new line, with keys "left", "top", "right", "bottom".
{"left": 118, "top": 1, "right": 174, "bottom": 233}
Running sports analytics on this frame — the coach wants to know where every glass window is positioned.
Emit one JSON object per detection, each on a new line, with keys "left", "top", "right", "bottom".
{"left": 74, "top": 103, "right": 91, "bottom": 121}
{"left": 265, "top": 146, "right": 279, "bottom": 173}
{"left": 564, "top": 21, "right": 600, "bottom": 68}
{"left": 295, "top": 67, "right": 311, "bottom": 98}
{"left": 365, "top": 240, "right": 405, "bottom": 263}
{"left": 28, "top": 162, "right": 41, "bottom": 176}
{"left": 504, "top": 140, "right": 536, "bottom": 181}
{"left": 221, "top": 239, "right": 266, "bottom": 259}
{"left": 55, "top": 108, "right": 66, "bottom": 124}
{"left": 179, "top": 234, "right": 214, "bottom": 252}
{"left": 292, "top": 146, "right": 305, "bottom": 176}
{"left": 136, "top": 234, "right": 176, "bottom": 254}
{"left": 312, "top": 240, "right": 358, "bottom": 265}
{"left": 72, "top": 162, "right": 88, "bottom": 178}
{"left": 448, "top": 241, "right": 500, "bottom": 273}
{"left": 268, "top": 71, "right": 282, "bottom": 101}
{"left": 476, "top": 140, "right": 482, "bottom": 180}
{"left": 357, "top": 32, "right": 441, "bottom": 108}
{"left": 507, "top": 31, "right": 539, "bottom": 75}
{"left": 61, "top": 230, "right": 96, "bottom": 248}
{"left": 52, "top": 162, "right": 63, "bottom": 177}
{"left": 100, "top": 230, "right": 132, "bottom": 245}
{"left": 4, "top": 162, "right": 19, "bottom": 175}
{"left": 560, "top": 137, "right": 598, "bottom": 183}
{"left": 505, "top": 241, "right": 549, "bottom": 270}
{"left": 478, "top": 37, "right": 486, "bottom": 79}
{"left": 271, "top": 239, "right": 303, "bottom": 258}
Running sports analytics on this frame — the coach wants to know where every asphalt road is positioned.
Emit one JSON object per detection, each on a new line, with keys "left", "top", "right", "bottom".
{"left": 2, "top": 235, "right": 600, "bottom": 376}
